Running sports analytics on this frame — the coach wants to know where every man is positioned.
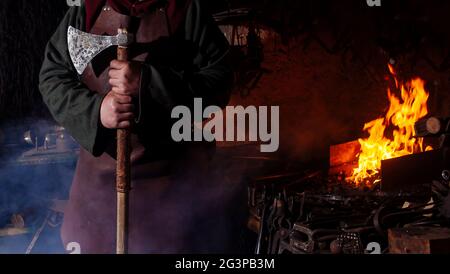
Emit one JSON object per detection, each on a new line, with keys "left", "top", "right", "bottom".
{"left": 39, "top": 0, "right": 233, "bottom": 254}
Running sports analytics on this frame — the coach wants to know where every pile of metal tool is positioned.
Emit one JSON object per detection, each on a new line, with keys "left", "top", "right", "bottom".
{"left": 249, "top": 172, "right": 450, "bottom": 254}
{"left": 249, "top": 117, "right": 450, "bottom": 254}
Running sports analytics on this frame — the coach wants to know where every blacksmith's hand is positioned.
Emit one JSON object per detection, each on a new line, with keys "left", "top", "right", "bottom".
{"left": 108, "top": 60, "right": 142, "bottom": 97}
{"left": 100, "top": 92, "right": 134, "bottom": 129}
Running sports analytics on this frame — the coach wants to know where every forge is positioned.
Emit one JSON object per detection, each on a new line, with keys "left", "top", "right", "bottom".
{"left": 247, "top": 64, "right": 450, "bottom": 255}
{"left": 330, "top": 144, "right": 447, "bottom": 193}
{"left": 249, "top": 141, "right": 450, "bottom": 254}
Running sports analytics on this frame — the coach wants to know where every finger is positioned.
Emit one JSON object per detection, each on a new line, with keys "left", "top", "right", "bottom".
{"left": 114, "top": 103, "right": 134, "bottom": 113}
{"left": 108, "top": 68, "right": 121, "bottom": 79}
{"left": 112, "top": 86, "right": 132, "bottom": 96}
{"left": 117, "top": 121, "right": 131, "bottom": 129}
{"left": 111, "top": 98, "right": 133, "bottom": 112}
{"left": 117, "top": 112, "right": 135, "bottom": 122}
{"left": 110, "top": 60, "right": 127, "bottom": 70}
{"left": 109, "top": 78, "right": 123, "bottom": 88}
{"left": 114, "top": 94, "right": 133, "bottom": 104}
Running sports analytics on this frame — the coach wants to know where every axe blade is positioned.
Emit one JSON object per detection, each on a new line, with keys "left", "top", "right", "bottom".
{"left": 67, "top": 26, "right": 133, "bottom": 75}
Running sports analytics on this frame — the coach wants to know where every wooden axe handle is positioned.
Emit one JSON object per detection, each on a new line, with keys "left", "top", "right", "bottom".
{"left": 116, "top": 29, "right": 131, "bottom": 255}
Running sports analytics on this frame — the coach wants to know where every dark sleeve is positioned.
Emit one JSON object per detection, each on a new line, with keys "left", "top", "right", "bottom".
{"left": 142, "top": 0, "right": 233, "bottom": 110}
{"left": 39, "top": 3, "right": 112, "bottom": 157}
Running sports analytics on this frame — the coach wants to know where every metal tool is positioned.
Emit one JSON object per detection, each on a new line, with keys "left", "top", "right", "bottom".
{"left": 67, "top": 26, "right": 134, "bottom": 254}
{"left": 67, "top": 26, "right": 134, "bottom": 75}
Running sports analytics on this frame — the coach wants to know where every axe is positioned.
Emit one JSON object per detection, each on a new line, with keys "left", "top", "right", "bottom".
{"left": 68, "top": 26, "right": 134, "bottom": 254}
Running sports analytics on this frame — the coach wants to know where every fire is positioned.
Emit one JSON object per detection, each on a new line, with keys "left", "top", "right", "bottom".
{"left": 349, "top": 64, "right": 431, "bottom": 186}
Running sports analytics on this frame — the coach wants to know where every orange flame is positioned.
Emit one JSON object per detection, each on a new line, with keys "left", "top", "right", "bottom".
{"left": 349, "top": 64, "right": 431, "bottom": 186}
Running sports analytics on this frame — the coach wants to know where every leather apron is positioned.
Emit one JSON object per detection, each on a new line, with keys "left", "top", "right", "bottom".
{"left": 61, "top": 4, "right": 212, "bottom": 254}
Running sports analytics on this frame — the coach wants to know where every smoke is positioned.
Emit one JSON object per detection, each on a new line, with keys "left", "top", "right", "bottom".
{"left": 0, "top": 0, "right": 71, "bottom": 254}
{"left": 0, "top": 118, "right": 76, "bottom": 254}
{"left": 139, "top": 150, "right": 254, "bottom": 254}
{"left": 0, "top": 121, "right": 251, "bottom": 254}
{"left": 186, "top": 149, "right": 256, "bottom": 253}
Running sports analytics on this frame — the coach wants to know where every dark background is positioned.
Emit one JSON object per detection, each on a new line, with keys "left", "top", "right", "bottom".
{"left": 0, "top": 0, "right": 450, "bottom": 253}
{"left": 1, "top": 0, "right": 449, "bottom": 158}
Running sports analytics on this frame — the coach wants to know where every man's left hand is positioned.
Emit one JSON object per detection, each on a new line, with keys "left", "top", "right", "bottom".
{"left": 109, "top": 60, "right": 142, "bottom": 97}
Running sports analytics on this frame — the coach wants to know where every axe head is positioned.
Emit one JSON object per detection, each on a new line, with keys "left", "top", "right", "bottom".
{"left": 67, "top": 26, "right": 134, "bottom": 75}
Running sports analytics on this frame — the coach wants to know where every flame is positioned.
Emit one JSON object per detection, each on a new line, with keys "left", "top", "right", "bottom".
{"left": 349, "top": 64, "right": 431, "bottom": 186}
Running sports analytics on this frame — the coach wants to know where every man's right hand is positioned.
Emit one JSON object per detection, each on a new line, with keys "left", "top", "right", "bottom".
{"left": 100, "top": 92, "right": 134, "bottom": 129}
